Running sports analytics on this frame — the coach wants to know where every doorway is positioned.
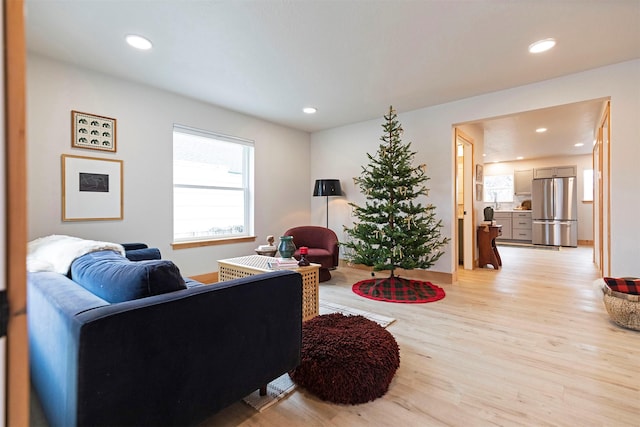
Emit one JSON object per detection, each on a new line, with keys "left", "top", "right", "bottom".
{"left": 455, "top": 129, "right": 474, "bottom": 270}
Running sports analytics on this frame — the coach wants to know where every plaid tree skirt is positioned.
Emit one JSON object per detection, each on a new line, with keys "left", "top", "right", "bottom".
{"left": 352, "top": 276, "right": 445, "bottom": 303}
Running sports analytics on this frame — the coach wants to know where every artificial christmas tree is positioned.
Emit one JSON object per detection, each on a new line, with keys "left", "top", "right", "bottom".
{"left": 343, "top": 106, "right": 449, "bottom": 303}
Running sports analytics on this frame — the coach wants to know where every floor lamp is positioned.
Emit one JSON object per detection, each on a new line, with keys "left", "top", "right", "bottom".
{"left": 313, "top": 179, "right": 342, "bottom": 229}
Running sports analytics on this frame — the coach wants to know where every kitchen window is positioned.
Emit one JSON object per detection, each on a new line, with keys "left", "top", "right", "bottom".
{"left": 483, "top": 174, "right": 514, "bottom": 204}
{"left": 173, "top": 125, "right": 254, "bottom": 243}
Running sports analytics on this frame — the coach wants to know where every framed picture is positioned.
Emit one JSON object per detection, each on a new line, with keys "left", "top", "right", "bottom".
{"left": 475, "top": 164, "right": 483, "bottom": 183}
{"left": 476, "top": 183, "right": 483, "bottom": 201}
{"left": 62, "top": 154, "right": 123, "bottom": 221}
{"left": 71, "top": 110, "right": 117, "bottom": 152}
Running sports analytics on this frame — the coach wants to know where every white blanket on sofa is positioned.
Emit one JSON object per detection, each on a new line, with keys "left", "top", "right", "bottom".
{"left": 27, "top": 234, "right": 125, "bottom": 274}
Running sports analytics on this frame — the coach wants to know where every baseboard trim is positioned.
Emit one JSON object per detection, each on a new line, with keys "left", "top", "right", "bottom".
{"left": 338, "top": 259, "right": 453, "bottom": 284}
{"left": 189, "top": 272, "right": 218, "bottom": 284}
{"left": 578, "top": 240, "right": 594, "bottom": 246}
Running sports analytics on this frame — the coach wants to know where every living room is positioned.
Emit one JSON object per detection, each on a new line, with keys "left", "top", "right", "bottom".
{"left": 5, "top": 1, "right": 640, "bottom": 425}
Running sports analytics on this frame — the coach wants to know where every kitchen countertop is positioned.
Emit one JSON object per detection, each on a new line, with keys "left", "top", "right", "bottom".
{"left": 493, "top": 209, "right": 532, "bottom": 213}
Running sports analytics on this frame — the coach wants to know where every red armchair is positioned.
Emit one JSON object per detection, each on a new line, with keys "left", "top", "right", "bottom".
{"left": 284, "top": 226, "right": 339, "bottom": 282}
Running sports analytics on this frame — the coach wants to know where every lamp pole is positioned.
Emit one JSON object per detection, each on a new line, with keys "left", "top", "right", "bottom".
{"left": 325, "top": 195, "right": 329, "bottom": 228}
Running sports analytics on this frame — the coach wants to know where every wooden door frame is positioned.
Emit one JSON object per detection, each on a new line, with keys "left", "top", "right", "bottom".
{"left": 4, "top": 0, "right": 29, "bottom": 425}
{"left": 593, "top": 101, "right": 610, "bottom": 277}
{"left": 454, "top": 128, "right": 476, "bottom": 271}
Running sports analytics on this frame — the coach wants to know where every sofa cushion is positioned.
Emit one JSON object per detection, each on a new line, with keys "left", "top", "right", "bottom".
{"left": 125, "top": 247, "right": 162, "bottom": 261}
{"left": 71, "top": 250, "right": 187, "bottom": 303}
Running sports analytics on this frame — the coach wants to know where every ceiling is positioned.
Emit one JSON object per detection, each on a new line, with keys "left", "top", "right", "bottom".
{"left": 25, "top": 0, "right": 640, "bottom": 162}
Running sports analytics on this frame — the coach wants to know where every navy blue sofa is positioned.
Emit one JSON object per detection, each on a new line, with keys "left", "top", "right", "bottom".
{"left": 28, "top": 245, "right": 302, "bottom": 426}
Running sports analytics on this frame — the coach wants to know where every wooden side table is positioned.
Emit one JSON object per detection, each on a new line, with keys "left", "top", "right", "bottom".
{"left": 477, "top": 225, "right": 502, "bottom": 269}
{"left": 218, "top": 255, "right": 320, "bottom": 321}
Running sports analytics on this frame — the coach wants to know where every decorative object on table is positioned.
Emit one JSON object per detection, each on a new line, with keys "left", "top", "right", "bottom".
{"left": 268, "top": 258, "right": 300, "bottom": 270}
{"left": 598, "top": 277, "right": 640, "bottom": 331}
{"left": 289, "top": 313, "right": 399, "bottom": 405}
{"left": 342, "top": 106, "right": 449, "bottom": 301}
{"left": 297, "top": 246, "right": 310, "bottom": 266}
{"left": 71, "top": 110, "right": 117, "bottom": 152}
{"left": 352, "top": 276, "right": 445, "bottom": 304}
{"left": 277, "top": 235, "right": 296, "bottom": 259}
{"left": 284, "top": 226, "right": 339, "bottom": 282}
{"left": 61, "top": 154, "right": 123, "bottom": 221}
{"left": 313, "top": 179, "right": 342, "bottom": 229}
{"left": 255, "top": 247, "right": 277, "bottom": 256}
{"left": 484, "top": 206, "right": 494, "bottom": 221}
{"left": 255, "top": 235, "right": 277, "bottom": 256}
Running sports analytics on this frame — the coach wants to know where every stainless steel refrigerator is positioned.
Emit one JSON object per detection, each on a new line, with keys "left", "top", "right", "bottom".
{"left": 532, "top": 176, "right": 578, "bottom": 246}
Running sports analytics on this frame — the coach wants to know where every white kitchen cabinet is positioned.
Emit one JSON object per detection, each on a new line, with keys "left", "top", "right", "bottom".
{"left": 493, "top": 212, "right": 512, "bottom": 239}
{"left": 534, "top": 165, "right": 576, "bottom": 178}
{"left": 512, "top": 211, "right": 532, "bottom": 241}
{"left": 493, "top": 211, "right": 532, "bottom": 241}
{"left": 555, "top": 166, "right": 577, "bottom": 177}
{"left": 533, "top": 167, "right": 555, "bottom": 179}
{"left": 514, "top": 169, "right": 533, "bottom": 195}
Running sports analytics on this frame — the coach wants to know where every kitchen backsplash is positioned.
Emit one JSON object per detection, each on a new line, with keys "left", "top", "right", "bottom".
{"left": 484, "top": 194, "right": 532, "bottom": 211}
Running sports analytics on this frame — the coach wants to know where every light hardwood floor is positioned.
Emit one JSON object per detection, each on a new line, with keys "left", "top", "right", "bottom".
{"left": 201, "top": 246, "right": 639, "bottom": 427}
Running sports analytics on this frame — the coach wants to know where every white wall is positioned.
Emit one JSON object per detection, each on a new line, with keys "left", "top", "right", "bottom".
{"left": 484, "top": 155, "right": 594, "bottom": 241}
{"left": 311, "top": 60, "right": 640, "bottom": 277}
{"left": 27, "top": 54, "right": 311, "bottom": 276}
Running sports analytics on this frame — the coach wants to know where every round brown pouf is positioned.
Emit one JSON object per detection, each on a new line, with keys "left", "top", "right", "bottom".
{"left": 290, "top": 313, "right": 400, "bottom": 405}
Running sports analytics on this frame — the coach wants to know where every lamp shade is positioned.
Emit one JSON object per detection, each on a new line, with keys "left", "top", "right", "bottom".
{"left": 313, "top": 179, "right": 342, "bottom": 197}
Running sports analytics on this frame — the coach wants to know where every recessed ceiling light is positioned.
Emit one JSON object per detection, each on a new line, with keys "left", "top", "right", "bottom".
{"left": 303, "top": 107, "right": 317, "bottom": 114}
{"left": 536, "top": 127, "right": 547, "bottom": 133}
{"left": 126, "top": 34, "right": 153, "bottom": 50}
{"left": 529, "top": 38, "right": 556, "bottom": 54}
{"left": 516, "top": 156, "right": 524, "bottom": 160}
{"left": 574, "top": 143, "right": 584, "bottom": 147}
{"left": 482, "top": 153, "right": 487, "bottom": 157}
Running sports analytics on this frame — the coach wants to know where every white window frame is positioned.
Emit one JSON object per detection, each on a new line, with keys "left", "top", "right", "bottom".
{"left": 173, "top": 124, "right": 254, "bottom": 243}
{"left": 483, "top": 173, "right": 514, "bottom": 204}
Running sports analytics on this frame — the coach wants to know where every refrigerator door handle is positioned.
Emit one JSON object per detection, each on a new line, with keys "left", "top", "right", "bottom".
{"left": 551, "top": 179, "right": 556, "bottom": 219}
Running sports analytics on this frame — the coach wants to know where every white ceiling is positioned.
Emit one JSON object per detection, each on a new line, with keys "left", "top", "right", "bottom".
{"left": 25, "top": 0, "right": 640, "bottom": 162}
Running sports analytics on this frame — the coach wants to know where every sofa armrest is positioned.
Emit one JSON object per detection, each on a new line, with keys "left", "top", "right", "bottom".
{"left": 28, "top": 272, "right": 110, "bottom": 427}
{"left": 74, "top": 271, "right": 301, "bottom": 426}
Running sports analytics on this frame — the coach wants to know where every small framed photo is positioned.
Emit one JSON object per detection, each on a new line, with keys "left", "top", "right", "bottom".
{"left": 476, "top": 183, "right": 483, "bottom": 201}
{"left": 62, "top": 154, "right": 123, "bottom": 221}
{"left": 71, "top": 110, "right": 117, "bottom": 152}
{"left": 475, "top": 164, "right": 483, "bottom": 183}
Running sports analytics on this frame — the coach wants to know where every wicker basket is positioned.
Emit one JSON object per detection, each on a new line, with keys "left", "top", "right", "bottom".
{"left": 601, "top": 281, "right": 640, "bottom": 331}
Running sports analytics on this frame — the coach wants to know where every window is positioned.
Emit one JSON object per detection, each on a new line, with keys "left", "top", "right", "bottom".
{"left": 483, "top": 174, "right": 514, "bottom": 204}
{"left": 173, "top": 125, "right": 254, "bottom": 242}
{"left": 583, "top": 169, "right": 594, "bottom": 202}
